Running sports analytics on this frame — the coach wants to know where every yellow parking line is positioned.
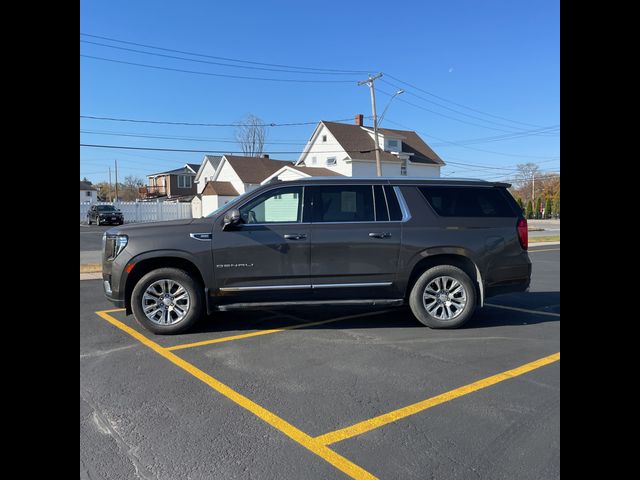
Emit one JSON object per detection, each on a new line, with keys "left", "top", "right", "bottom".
{"left": 315, "top": 352, "right": 560, "bottom": 446}
{"left": 167, "top": 310, "right": 392, "bottom": 351}
{"left": 528, "top": 248, "right": 560, "bottom": 253}
{"left": 98, "top": 308, "right": 126, "bottom": 313}
{"left": 95, "top": 310, "right": 377, "bottom": 480}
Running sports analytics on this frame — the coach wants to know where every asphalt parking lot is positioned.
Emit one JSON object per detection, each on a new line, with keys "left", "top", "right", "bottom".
{"left": 80, "top": 246, "right": 559, "bottom": 480}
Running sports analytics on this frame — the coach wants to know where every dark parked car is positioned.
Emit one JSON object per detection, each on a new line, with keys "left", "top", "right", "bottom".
{"left": 87, "top": 204, "right": 124, "bottom": 226}
{"left": 102, "top": 178, "right": 530, "bottom": 334}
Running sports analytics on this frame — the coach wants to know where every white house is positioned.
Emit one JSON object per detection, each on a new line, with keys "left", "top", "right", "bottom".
{"left": 260, "top": 164, "right": 343, "bottom": 184}
{"left": 197, "top": 154, "right": 292, "bottom": 216}
{"left": 295, "top": 115, "right": 444, "bottom": 177}
{"left": 194, "top": 155, "right": 223, "bottom": 194}
{"left": 80, "top": 181, "right": 98, "bottom": 203}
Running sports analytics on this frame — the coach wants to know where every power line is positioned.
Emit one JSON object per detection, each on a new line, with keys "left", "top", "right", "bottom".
{"left": 80, "top": 143, "right": 374, "bottom": 155}
{"left": 384, "top": 118, "right": 558, "bottom": 160}
{"left": 80, "top": 54, "right": 359, "bottom": 84}
{"left": 384, "top": 73, "right": 548, "bottom": 129}
{"left": 380, "top": 79, "right": 555, "bottom": 134}
{"left": 378, "top": 87, "right": 535, "bottom": 134}
{"left": 430, "top": 127, "right": 559, "bottom": 148}
{"left": 81, "top": 39, "right": 361, "bottom": 76}
{"left": 80, "top": 129, "right": 346, "bottom": 146}
{"left": 80, "top": 33, "right": 371, "bottom": 74}
{"left": 80, "top": 114, "right": 366, "bottom": 127}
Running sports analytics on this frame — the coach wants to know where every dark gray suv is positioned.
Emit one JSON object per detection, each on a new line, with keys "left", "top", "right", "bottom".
{"left": 102, "top": 178, "right": 530, "bottom": 334}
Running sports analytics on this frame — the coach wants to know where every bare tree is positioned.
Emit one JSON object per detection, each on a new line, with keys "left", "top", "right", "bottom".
{"left": 119, "top": 175, "right": 145, "bottom": 201}
{"left": 235, "top": 114, "right": 267, "bottom": 157}
{"left": 515, "top": 163, "right": 540, "bottom": 201}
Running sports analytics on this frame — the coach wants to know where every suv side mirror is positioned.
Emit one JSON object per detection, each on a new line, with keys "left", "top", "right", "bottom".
{"left": 222, "top": 209, "right": 241, "bottom": 230}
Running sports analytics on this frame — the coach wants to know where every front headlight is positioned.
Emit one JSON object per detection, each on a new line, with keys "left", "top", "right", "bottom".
{"left": 104, "top": 234, "right": 128, "bottom": 261}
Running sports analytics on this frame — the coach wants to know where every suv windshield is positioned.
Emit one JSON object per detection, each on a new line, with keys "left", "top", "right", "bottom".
{"left": 97, "top": 205, "right": 117, "bottom": 212}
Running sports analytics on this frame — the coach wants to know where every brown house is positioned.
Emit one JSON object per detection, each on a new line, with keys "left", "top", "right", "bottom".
{"left": 142, "top": 164, "right": 200, "bottom": 199}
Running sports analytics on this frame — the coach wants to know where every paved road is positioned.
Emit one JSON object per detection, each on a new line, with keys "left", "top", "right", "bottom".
{"left": 81, "top": 246, "right": 559, "bottom": 479}
{"left": 80, "top": 225, "right": 111, "bottom": 264}
{"left": 528, "top": 219, "right": 560, "bottom": 238}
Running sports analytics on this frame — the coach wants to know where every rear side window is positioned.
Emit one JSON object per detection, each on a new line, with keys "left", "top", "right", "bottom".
{"left": 373, "top": 185, "right": 389, "bottom": 221}
{"left": 311, "top": 185, "right": 374, "bottom": 222}
{"left": 418, "top": 186, "right": 517, "bottom": 217}
{"left": 384, "top": 185, "right": 403, "bottom": 221}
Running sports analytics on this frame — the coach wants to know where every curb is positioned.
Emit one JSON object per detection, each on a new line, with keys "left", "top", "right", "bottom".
{"left": 80, "top": 272, "right": 102, "bottom": 281}
{"left": 529, "top": 241, "right": 560, "bottom": 247}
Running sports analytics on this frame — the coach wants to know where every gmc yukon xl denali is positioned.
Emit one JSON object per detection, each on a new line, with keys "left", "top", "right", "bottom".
{"left": 102, "top": 178, "right": 531, "bottom": 334}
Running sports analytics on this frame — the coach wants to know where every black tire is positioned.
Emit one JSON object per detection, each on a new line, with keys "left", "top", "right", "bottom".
{"left": 87, "top": 217, "right": 92, "bottom": 225}
{"left": 131, "top": 268, "right": 204, "bottom": 334}
{"left": 96, "top": 216, "right": 101, "bottom": 226}
{"left": 409, "top": 265, "right": 477, "bottom": 329}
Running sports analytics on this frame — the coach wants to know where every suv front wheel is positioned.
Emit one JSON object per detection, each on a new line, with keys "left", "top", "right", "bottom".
{"left": 131, "top": 268, "right": 204, "bottom": 334}
{"left": 409, "top": 265, "right": 476, "bottom": 329}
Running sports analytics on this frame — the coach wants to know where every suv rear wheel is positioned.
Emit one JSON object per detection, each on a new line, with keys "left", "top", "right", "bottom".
{"left": 131, "top": 267, "right": 204, "bottom": 334}
{"left": 409, "top": 265, "right": 476, "bottom": 329}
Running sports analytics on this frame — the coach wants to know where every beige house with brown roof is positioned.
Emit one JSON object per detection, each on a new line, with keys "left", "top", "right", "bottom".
{"left": 295, "top": 115, "right": 444, "bottom": 177}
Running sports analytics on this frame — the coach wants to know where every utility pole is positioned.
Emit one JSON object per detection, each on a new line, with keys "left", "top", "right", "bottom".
{"left": 108, "top": 167, "right": 112, "bottom": 202}
{"left": 532, "top": 171, "right": 535, "bottom": 202}
{"left": 114, "top": 159, "right": 118, "bottom": 202}
{"left": 358, "top": 73, "right": 383, "bottom": 176}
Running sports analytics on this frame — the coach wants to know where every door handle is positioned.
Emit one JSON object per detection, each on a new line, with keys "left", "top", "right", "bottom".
{"left": 369, "top": 232, "right": 392, "bottom": 239}
{"left": 284, "top": 234, "right": 307, "bottom": 240}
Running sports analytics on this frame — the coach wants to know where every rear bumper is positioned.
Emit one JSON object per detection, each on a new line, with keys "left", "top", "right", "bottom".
{"left": 485, "top": 278, "right": 530, "bottom": 298}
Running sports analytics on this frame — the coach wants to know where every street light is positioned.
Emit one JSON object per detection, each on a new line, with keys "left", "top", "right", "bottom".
{"left": 378, "top": 89, "right": 404, "bottom": 125}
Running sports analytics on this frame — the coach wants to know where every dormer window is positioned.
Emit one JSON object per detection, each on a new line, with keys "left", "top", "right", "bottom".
{"left": 387, "top": 139, "right": 399, "bottom": 149}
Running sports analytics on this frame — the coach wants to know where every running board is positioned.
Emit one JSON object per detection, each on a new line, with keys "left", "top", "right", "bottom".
{"left": 214, "top": 299, "right": 405, "bottom": 311}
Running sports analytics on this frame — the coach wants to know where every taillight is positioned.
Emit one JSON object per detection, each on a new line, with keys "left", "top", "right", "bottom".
{"left": 517, "top": 218, "right": 528, "bottom": 250}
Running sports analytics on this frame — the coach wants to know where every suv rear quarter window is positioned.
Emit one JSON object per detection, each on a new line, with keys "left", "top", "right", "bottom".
{"left": 418, "top": 186, "right": 517, "bottom": 217}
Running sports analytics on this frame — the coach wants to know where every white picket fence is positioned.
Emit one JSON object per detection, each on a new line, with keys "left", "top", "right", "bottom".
{"left": 80, "top": 201, "right": 193, "bottom": 224}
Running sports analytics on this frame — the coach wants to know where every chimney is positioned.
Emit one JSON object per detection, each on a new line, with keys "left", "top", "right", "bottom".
{"left": 355, "top": 114, "right": 364, "bottom": 126}
{"left": 261, "top": 154, "right": 269, "bottom": 159}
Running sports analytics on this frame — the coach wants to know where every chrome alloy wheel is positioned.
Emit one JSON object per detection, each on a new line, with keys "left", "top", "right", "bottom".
{"left": 142, "top": 279, "right": 191, "bottom": 325}
{"left": 422, "top": 276, "right": 467, "bottom": 321}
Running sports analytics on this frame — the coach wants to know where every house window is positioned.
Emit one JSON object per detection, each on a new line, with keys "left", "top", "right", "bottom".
{"left": 311, "top": 156, "right": 317, "bottom": 165}
{"left": 326, "top": 156, "right": 337, "bottom": 166}
{"left": 388, "top": 139, "right": 399, "bottom": 149}
{"left": 322, "top": 135, "right": 327, "bottom": 142}
{"left": 400, "top": 158, "right": 407, "bottom": 176}
{"left": 86, "top": 191, "right": 92, "bottom": 197}
{"left": 178, "top": 175, "right": 192, "bottom": 188}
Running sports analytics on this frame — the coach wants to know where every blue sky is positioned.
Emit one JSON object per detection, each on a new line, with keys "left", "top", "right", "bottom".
{"left": 80, "top": 0, "right": 559, "bottom": 184}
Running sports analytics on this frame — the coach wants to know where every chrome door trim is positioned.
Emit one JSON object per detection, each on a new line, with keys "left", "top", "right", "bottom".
{"left": 393, "top": 186, "right": 412, "bottom": 221}
{"left": 312, "top": 282, "right": 392, "bottom": 289}
{"left": 219, "top": 284, "right": 312, "bottom": 292}
{"left": 219, "top": 281, "right": 392, "bottom": 292}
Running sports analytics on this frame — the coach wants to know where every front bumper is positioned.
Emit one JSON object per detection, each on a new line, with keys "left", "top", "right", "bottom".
{"left": 98, "top": 216, "right": 123, "bottom": 224}
{"left": 102, "top": 274, "right": 125, "bottom": 308}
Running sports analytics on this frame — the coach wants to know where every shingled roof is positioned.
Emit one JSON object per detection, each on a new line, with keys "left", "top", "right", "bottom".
{"left": 321, "top": 121, "right": 444, "bottom": 165}
{"left": 288, "top": 166, "right": 343, "bottom": 176}
{"left": 201, "top": 181, "right": 239, "bottom": 196}
{"left": 223, "top": 155, "right": 293, "bottom": 183}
